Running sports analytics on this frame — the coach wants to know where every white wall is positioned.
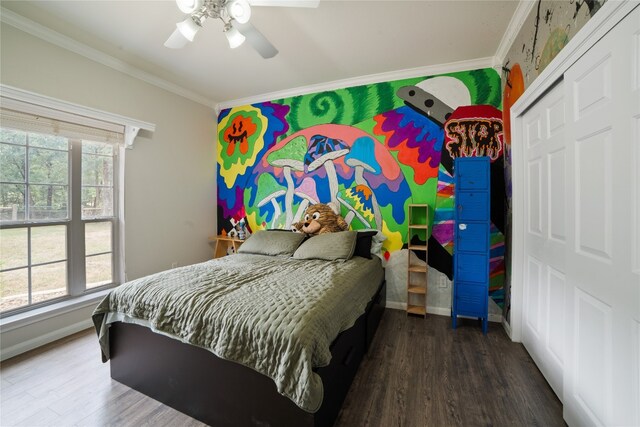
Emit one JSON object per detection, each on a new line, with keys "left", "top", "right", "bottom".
{"left": 0, "top": 24, "right": 217, "bottom": 355}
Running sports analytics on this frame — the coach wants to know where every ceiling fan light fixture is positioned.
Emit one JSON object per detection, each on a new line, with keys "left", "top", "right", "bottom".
{"left": 176, "top": 0, "right": 204, "bottom": 14}
{"left": 176, "top": 16, "right": 202, "bottom": 42}
{"left": 225, "top": 25, "right": 246, "bottom": 49}
{"left": 164, "top": 28, "right": 190, "bottom": 49}
{"left": 226, "top": 0, "right": 251, "bottom": 24}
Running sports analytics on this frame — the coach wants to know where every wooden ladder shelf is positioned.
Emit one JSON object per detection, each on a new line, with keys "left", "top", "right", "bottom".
{"left": 407, "top": 204, "right": 429, "bottom": 318}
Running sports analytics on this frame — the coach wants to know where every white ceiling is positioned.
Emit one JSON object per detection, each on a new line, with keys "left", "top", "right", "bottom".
{"left": 1, "top": 1, "right": 519, "bottom": 107}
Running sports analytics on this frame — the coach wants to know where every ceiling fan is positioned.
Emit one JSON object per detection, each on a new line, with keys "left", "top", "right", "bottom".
{"left": 164, "top": 0, "right": 319, "bottom": 58}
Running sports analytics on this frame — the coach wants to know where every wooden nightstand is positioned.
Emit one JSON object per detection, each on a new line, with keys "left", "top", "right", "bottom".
{"left": 209, "top": 235, "right": 245, "bottom": 258}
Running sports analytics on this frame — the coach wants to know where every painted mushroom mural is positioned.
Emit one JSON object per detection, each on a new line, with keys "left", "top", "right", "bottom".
{"left": 292, "top": 177, "right": 318, "bottom": 224}
{"left": 303, "top": 134, "right": 349, "bottom": 207}
{"left": 337, "top": 184, "right": 376, "bottom": 228}
{"left": 254, "top": 173, "right": 286, "bottom": 228}
{"left": 247, "top": 124, "right": 409, "bottom": 241}
{"left": 218, "top": 68, "right": 507, "bottom": 314}
{"left": 343, "top": 136, "right": 383, "bottom": 230}
{"left": 266, "top": 135, "right": 307, "bottom": 228}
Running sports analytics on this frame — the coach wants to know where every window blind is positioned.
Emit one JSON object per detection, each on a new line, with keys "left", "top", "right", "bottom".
{"left": 0, "top": 100, "right": 124, "bottom": 144}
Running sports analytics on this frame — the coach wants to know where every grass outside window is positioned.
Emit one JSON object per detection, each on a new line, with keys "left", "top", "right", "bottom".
{"left": 1, "top": 127, "right": 119, "bottom": 315}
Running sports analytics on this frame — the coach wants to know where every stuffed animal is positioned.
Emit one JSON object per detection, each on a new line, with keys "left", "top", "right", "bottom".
{"left": 292, "top": 203, "right": 348, "bottom": 235}
{"left": 291, "top": 221, "right": 305, "bottom": 233}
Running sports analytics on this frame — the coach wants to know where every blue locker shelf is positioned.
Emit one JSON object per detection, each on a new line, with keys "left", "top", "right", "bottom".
{"left": 456, "top": 223, "right": 489, "bottom": 253}
{"left": 452, "top": 156, "right": 490, "bottom": 334}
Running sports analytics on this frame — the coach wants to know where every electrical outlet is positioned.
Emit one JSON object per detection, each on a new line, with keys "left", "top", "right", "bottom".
{"left": 171, "top": 262, "right": 178, "bottom": 269}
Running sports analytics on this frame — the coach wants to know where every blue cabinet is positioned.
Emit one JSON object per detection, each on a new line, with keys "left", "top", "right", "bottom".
{"left": 453, "top": 157, "right": 490, "bottom": 334}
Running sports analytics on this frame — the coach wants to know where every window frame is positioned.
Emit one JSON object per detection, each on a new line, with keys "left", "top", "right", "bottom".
{"left": 0, "top": 83, "right": 154, "bottom": 318}
{"left": 0, "top": 136, "right": 121, "bottom": 316}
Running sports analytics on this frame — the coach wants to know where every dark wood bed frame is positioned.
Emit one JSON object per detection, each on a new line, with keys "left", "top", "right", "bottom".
{"left": 109, "top": 280, "right": 386, "bottom": 427}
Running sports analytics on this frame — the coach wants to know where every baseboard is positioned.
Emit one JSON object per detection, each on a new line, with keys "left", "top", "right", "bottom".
{"left": 386, "top": 300, "right": 502, "bottom": 323}
{"left": 502, "top": 317, "right": 513, "bottom": 340}
{"left": 385, "top": 301, "right": 406, "bottom": 311}
{"left": 0, "top": 319, "right": 93, "bottom": 361}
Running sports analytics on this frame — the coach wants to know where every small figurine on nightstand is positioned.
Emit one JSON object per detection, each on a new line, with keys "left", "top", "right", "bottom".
{"left": 237, "top": 219, "right": 247, "bottom": 240}
{"left": 226, "top": 244, "right": 235, "bottom": 255}
{"left": 228, "top": 218, "right": 240, "bottom": 239}
{"left": 228, "top": 218, "right": 250, "bottom": 241}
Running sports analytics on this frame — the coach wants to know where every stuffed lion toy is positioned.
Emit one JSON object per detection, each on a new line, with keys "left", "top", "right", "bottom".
{"left": 292, "top": 203, "right": 348, "bottom": 235}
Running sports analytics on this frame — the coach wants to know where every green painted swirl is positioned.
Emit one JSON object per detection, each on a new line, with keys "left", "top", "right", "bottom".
{"left": 278, "top": 80, "right": 416, "bottom": 136}
{"left": 273, "top": 69, "right": 501, "bottom": 137}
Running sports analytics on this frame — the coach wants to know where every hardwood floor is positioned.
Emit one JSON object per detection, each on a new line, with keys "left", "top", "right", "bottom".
{"left": 0, "top": 310, "right": 563, "bottom": 426}
{"left": 335, "top": 311, "right": 564, "bottom": 427}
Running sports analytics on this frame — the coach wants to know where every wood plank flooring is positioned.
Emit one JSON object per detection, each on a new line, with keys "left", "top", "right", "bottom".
{"left": 335, "top": 311, "right": 564, "bottom": 427}
{"left": 0, "top": 310, "right": 563, "bottom": 426}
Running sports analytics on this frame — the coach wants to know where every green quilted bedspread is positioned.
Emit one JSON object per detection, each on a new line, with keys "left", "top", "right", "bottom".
{"left": 92, "top": 253, "right": 383, "bottom": 412}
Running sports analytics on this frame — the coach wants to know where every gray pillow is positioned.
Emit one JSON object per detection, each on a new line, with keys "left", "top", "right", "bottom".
{"left": 238, "top": 230, "right": 306, "bottom": 256}
{"left": 293, "top": 231, "right": 357, "bottom": 261}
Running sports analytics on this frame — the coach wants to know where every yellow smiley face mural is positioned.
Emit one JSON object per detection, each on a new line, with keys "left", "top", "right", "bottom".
{"left": 217, "top": 106, "right": 269, "bottom": 189}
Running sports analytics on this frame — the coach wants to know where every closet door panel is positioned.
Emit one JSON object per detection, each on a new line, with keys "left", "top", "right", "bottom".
{"left": 563, "top": 7, "right": 639, "bottom": 426}
{"left": 521, "top": 79, "right": 567, "bottom": 400}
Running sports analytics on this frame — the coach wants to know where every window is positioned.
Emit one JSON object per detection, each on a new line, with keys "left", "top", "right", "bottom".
{"left": 0, "top": 110, "right": 121, "bottom": 315}
{"left": 82, "top": 141, "right": 116, "bottom": 289}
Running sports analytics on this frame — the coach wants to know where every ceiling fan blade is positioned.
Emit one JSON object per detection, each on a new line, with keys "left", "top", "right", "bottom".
{"left": 247, "top": 0, "right": 319, "bottom": 8}
{"left": 233, "top": 21, "right": 279, "bottom": 59}
{"left": 164, "top": 28, "right": 189, "bottom": 49}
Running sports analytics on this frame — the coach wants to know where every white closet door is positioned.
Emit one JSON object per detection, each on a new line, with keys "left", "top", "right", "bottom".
{"left": 521, "top": 80, "right": 567, "bottom": 400}
{"left": 563, "top": 7, "right": 640, "bottom": 426}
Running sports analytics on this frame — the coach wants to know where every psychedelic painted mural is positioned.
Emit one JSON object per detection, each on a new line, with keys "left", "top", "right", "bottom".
{"left": 500, "top": 0, "right": 606, "bottom": 322}
{"left": 217, "top": 68, "right": 505, "bottom": 309}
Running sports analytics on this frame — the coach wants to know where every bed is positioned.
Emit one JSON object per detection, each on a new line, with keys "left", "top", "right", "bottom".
{"left": 93, "top": 230, "right": 386, "bottom": 427}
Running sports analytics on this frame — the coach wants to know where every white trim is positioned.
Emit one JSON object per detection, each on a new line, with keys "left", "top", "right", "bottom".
{"left": 1, "top": 97, "right": 124, "bottom": 134}
{"left": 216, "top": 56, "right": 495, "bottom": 112}
{"left": 493, "top": 0, "right": 537, "bottom": 68}
{"left": 386, "top": 300, "right": 502, "bottom": 323}
{"left": 510, "top": 101, "right": 525, "bottom": 343}
{"left": 124, "top": 125, "right": 140, "bottom": 148}
{"left": 0, "top": 319, "right": 93, "bottom": 362}
{"left": 0, "top": 7, "right": 216, "bottom": 109}
{"left": 117, "top": 145, "right": 127, "bottom": 284}
{"left": 385, "top": 301, "right": 406, "bottom": 311}
{"left": 1, "top": 4, "right": 500, "bottom": 113}
{"left": 509, "top": 0, "right": 638, "bottom": 343}
{"left": 429, "top": 305, "right": 457, "bottom": 318}
{"left": 0, "top": 84, "right": 155, "bottom": 134}
{"left": 502, "top": 316, "right": 513, "bottom": 339}
{"left": 0, "top": 288, "right": 110, "bottom": 332}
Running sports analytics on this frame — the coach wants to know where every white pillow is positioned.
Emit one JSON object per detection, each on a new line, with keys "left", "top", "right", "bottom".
{"left": 371, "top": 231, "right": 387, "bottom": 261}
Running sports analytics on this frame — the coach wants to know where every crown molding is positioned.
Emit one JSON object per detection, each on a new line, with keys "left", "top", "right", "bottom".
{"left": 493, "top": 0, "right": 537, "bottom": 68}
{"left": 0, "top": 7, "right": 217, "bottom": 109}
{"left": 0, "top": 4, "right": 519, "bottom": 115}
{"left": 215, "top": 56, "right": 495, "bottom": 112}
